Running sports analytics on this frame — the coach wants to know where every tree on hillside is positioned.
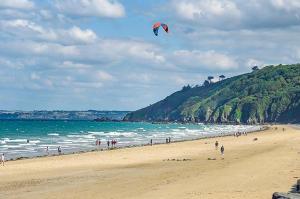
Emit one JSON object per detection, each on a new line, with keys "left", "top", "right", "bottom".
{"left": 182, "top": 84, "right": 191, "bottom": 91}
{"left": 208, "top": 76, "right": 214, "bottom": 83}
{"left": 219, "top": 75, "right": 226, "bottom": 81}
{"left": 252, "top": 66, "right": 259, "bottom": 71}
{"left": 203, "top": 80, "right": 210, "bottom": 87}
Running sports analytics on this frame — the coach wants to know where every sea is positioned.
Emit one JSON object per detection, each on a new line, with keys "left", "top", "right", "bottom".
{"left": 0, "top": 120, "right": 261, "bottom": 160}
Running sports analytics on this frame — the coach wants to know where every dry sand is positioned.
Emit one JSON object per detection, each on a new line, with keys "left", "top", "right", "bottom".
{"left": 0, "top": 125, "right": 299, "bottom": 199}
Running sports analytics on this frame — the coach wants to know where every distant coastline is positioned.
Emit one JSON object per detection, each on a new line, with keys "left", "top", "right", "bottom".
{"left": 0, "top": 110, "right": 130, "bottom": 121}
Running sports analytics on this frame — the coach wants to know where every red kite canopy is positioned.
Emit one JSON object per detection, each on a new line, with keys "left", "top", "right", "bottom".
{"left": 153, "top": 22, "right": 169, "bottom": 36}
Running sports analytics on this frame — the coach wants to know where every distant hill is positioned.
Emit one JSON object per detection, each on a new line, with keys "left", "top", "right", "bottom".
{"left": 124, "top": 64, "right": 300, "bottom": 124}
{"left": 0, "top": 110, "right": 130, "bottom": 121}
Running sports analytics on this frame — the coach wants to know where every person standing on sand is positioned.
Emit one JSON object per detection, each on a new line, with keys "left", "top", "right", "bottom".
{"left": 111, "top": 140, "right": 114, "bottom": 148}
{"left": 220, "top": 145, "right": 224, "bottom": 156}
{"left": 169, "top": 137, "right": 171, "bottom": 143}
{"left": 46, "top": 146, "right": 49, "bottom": 155}
{"left": 1, "top": 153, "right": 5, "bottom": 166}
{"left": 215, "top": 141, "right": 219, "bottom": 150}
{"left": 150, "top": 139, "right": 153, "bottom": 146}
{"left": 107, "top": 140, "right": 110, "bottom": 149}
{"left": 58, "top": 146, "right": 61, "bottom": 155}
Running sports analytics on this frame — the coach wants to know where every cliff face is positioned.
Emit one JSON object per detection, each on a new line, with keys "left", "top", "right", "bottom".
{"left": 124, "top": 64, "right": 300, "bottom": 124}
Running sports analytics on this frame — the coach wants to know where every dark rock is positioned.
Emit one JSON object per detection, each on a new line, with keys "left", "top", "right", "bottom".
{"left": 272, "top": 192, "right": 300, "bottom": 199}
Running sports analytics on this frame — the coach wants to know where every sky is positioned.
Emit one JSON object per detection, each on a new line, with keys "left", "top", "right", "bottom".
{"left": 1, "top": 0, "right": 300, "bottom": 111}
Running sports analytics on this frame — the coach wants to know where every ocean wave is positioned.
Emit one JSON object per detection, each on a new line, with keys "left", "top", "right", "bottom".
{"left": 2, "top": 145, "right": 22, "bottom": 148}
{"left": 6, "top": 139, "right": 28, "bottom": 143}
{"left": 88, "top": 131, "right": 105, "bottom": 135}
{"left": 48, "top": 133, "right": 59, "bottom": 136}
{"left": 99, "top": 131, "right": 138, "bottom": 138}
{"left": 67, "top": 134, "right": 95, "bottom": 139}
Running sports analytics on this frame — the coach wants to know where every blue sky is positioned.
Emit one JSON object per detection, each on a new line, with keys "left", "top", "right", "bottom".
{"left": 1, "top": 0, "right": 300, "bottom": 111}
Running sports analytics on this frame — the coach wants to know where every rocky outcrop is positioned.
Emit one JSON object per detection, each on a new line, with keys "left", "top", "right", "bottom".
{"left": 272, "top": 192, "right": 300, "bottom": 199}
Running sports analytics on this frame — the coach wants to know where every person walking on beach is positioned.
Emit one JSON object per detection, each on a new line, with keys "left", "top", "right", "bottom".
{"left": 58, "top": 146, "right": 62, "bottom": 155}
{"left": 166, "top": 138, "right": 168, "bottom": 144}
{"left": 107, "top": 140, "right": 110, "bottom": 149}
{"left": 220, "top": 145, "right": 224, "bottom": 156}
{"left": 215, "top": 141, "right": 219, "bottom": 150}
{"left": 46, "top": 146, "right": 49, "bottom": 155}
{"left": 1, "top": 153, "right": 5, "bottom": 166}
{"left": 150, "top": 139, "right": 153, "bottom": 146}
{"left": 168, "top": 137, "right": 171, "bottom": 143}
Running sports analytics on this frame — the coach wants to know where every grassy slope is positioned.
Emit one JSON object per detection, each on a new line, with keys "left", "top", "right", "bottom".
{"left": 124, "top": 64, "right": 300, "bottom": 124}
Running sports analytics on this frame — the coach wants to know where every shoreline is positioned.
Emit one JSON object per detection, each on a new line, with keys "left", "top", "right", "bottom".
{"left": 6, "top": 125, "right": 267, "bottom": 162}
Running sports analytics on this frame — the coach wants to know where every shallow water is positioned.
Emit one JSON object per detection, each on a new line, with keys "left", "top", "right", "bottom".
{"left": 0, "top": 120, "right": 260, "bottom": 160}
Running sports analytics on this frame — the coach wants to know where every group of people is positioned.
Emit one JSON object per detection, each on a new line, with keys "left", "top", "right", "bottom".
{"left": 95, "top": 139, "right": 101, "bottom": 146}
{"left": 45, "top": 146, "right": 62, "bottom": 155}
{"left": 96, "top": 139, "right": 120, "bottom": 149}
{"left": 274, "top": 127, "right": 285, "bottom": 132}
{"left": 107, "top": 140, "right": 117, "bottom": 149}
{"left": 166, "top": 137, "right": 171, "bottom": 144}
{"left": 44, "top": 146, "right": 62, "bottom": 156}
{"left": 215, "top": 141, "right": 225, "bottom": 156}
{"left": 95, "top": 139, "right": 118, "bottom": 149}
{"left": 149, "top": 137, "right": 171, "bottom": 146}
{"left": 234, "top": 131, "right": 247, "bottom": 137}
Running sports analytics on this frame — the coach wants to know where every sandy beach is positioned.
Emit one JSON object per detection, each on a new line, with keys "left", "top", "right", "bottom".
{"left": 0, "top": 125, "right": 299, "bottom": 199}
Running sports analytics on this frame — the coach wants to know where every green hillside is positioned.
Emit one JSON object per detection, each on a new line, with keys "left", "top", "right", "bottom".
{"left": 124, "top": 64, "right": 300, "bottom": 124}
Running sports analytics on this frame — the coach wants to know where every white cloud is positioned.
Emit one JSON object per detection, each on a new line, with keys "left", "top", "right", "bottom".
{"left": 172, "top": 50, "right": 238, "bottom": 70}
{"left": 61, "top": 61, "right": 92, "bottom": 69}
{"left": 271, "top": 0, "right": 300, "bottom": 11}
{"left": 175, "top": 0, "right": 240, "bottom": 20}
{"left": 0, "top": 20, "right": 97, "bottom": 44}
{"left": 0, "top": 0, "right": 34, "bottom": 10}
{"left": 39, "top": 10, "right": 53, "bottom": 20}
{"left": 95, "top": 70, "right": 114, "bottom": 81}
{"left": 0, "top": 57, "right": 24, "bottom": 69}
{"left": 30, "top": 72, "right": 40, "bottom": 80}
{"left": 173, "top": 0, "right": 241, "bottom": 28}
{"left": 71, "top": 39, "right": 166, "bottom": 66}
{"left": 172, "top": 0, "right": 300, "bottom": 29}
{"left": 67, "top": 26, "right": 97, "bottom": 43}
{"left": 0, "top": 19, "right": 58, "bottom": 40}
{"left": 2, "top": 19, "right": 39, "bottom": 30}
{"left": 55, "top": 0, "right": 125, "bottom": 18}
{"left": 0, "top": 41, "right": 80, "bottom": 58}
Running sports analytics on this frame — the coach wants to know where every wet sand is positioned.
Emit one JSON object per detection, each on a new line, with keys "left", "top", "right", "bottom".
{"left": 0, "top": 125, "right": 299, "bottom": 199}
